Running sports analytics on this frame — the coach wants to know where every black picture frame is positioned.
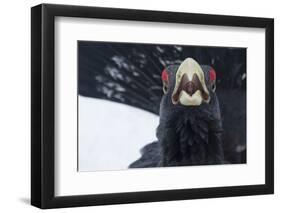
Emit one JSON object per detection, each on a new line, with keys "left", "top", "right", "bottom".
{"left": 31, "top": 3, "right": 274, "bottom": 209}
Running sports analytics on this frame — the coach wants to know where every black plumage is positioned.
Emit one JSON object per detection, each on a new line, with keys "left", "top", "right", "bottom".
{"left": 130, "top": 62, "right": 224, "bottom": 167}
{"left": 78, "top": 41, "right": 246, "bottom": 168}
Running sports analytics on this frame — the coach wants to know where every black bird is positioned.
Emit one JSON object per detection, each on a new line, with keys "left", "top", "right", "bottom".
{"left": 129, "top": 58, "right": 224, "bottom": 168}
{"left": 78, "top": 42, "right": 246, "bottom": 168}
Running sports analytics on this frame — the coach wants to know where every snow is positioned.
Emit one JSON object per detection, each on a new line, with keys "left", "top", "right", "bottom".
{"left": 78, "top": 96, "right": 159, "bottom": 172}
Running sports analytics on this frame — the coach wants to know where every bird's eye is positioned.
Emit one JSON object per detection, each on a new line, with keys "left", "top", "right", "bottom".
{"left": 209, "top": 68, "right": 216, "bottom": 82}
{"left": 211, "top": 83, "right": 216, "bottom": 92}
{"left": 161, "top": 69, "right": 169, "bottom": 82}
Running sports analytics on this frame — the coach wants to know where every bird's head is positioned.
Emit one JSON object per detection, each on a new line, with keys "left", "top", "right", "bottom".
{"left": 161, "top": 58, "right": 216, "bottom": 107}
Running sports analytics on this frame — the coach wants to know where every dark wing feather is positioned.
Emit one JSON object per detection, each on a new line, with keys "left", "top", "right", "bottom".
{"left": 129, "top": 142, "right": 161, "bottom": 168}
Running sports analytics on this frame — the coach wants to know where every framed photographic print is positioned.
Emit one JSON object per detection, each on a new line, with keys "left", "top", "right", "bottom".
{"left": 31, "top": 4, "right": 274, "bottom": 209}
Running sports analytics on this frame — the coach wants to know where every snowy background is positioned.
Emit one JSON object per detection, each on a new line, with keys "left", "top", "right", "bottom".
{"left": 78, "top": 96, "right": 158, "bottom": 171}
{"left": 78, "top": 41, "right": 246, "bottom": 171}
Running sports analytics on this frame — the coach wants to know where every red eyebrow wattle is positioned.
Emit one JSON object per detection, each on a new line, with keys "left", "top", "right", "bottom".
{"left": 209, "top": 68, "right": 216, "bottom": 81}
{"left": 161, "top": 69, "right": 168, "bottom": 81}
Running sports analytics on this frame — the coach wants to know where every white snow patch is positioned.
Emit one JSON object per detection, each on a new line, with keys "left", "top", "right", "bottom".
{"left": 78, "top": 96, "right": 159, "bottom": 172}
